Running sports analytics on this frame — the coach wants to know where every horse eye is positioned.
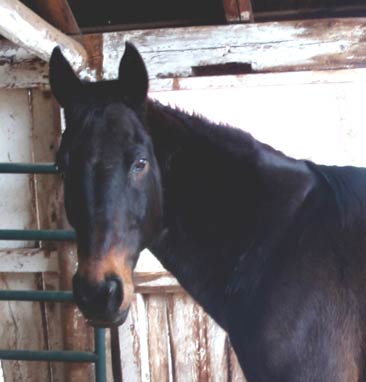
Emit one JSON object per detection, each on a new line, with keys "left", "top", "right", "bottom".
{"left": 132, "top": 158, "right": 148, "bottom": 174}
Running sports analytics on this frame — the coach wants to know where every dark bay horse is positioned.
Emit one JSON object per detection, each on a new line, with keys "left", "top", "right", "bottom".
{"left": 49, "top": 43, "right": 366, "bottom": 382}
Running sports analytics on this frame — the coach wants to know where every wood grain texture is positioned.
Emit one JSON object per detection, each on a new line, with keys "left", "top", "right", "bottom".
{"left": 230, "top": 346, "right": 247, "bottom": 381}
{"left": 0, "top": 273, "right": 49, "bottom": 382}
{"left": 101, "top": 18, "right": 366, "bottom": 80}
{"left": 146, "top": 295, "right": 171, "bottom": 382}
{"left": 205, "top": 314, "right": 230, "bottom": 382}
{"left": 167, "top": 293, "right": 201, "bottom": 382}
{"left": 0, "top": 89, "right": 37, "bottom": 249}
{"left": 0, "top": 249, "right": 58, "bottom": 272}
{"left": 118, "top": 294, "right": 151, "bottom": 382}
{"left": 0, "top": 0, "right": 87, "bottom": 72}
{"left": 54, "top": 107, "right": 94, "bottom": 382}
{"left": 2, "top": 18, "right": 366, "bottom": 88}
{"left": 30, "top": 88, "right": 65, "bottom": 382}
{"left": 30, "top": 89, "right": 60, "bottom": 235}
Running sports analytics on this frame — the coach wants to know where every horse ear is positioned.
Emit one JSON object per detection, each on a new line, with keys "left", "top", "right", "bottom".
{"left": 49, "top": 47, "right": 82, "bottom": 106}
{"left": 118, "top": 42, "right": 148, "bottom": 107}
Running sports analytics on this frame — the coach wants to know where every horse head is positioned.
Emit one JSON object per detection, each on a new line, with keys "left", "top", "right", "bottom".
{"left": 49, "top": 43, "right": 162, "bottom": 327}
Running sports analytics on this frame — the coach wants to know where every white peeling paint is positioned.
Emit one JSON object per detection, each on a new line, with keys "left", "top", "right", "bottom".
{"left": 0, "top": 0, "right": 88, "bottom": 73}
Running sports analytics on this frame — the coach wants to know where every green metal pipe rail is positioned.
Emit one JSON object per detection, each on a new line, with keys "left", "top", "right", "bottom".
{"left": 0, "top": 162, "right": 107, "bottom": 382}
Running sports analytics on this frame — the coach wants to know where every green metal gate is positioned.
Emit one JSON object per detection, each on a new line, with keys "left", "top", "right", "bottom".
{"left": 0, "top": 162, "right": 107, "bottom": 382}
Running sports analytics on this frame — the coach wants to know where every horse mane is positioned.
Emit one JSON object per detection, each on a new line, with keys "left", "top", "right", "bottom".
{"left": 145, "top": 99, "right": 322, "bottom": 318}
{"left": 147, "top": 99, "right": 262, "bottom": 163}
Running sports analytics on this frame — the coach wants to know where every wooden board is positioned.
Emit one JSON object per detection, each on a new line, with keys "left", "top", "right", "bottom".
{"left": 146, "top": 295, "right": 171, "bottom": 382}
{"left": 2, "top": 18, "right": 366, "bottom": 89}
{"left": 100, "top": 19, "right": 366, "bottom": 80}
{"left": 0, "top": 0, "right": 87, "bottom": 72}
{"left": 0, "top": 249, "right": 58, "bottom": 272}
{"left": 0, "top": 89, "right": 36, "bottom": 248}
{"left": 0, "top": 273, "right": 49, "bottom": 382}
{"left": 30, "top": 88, "right": 65, "bottom": 382}
{"left": 116, "top": 291, "right": 247, "bottom": 382}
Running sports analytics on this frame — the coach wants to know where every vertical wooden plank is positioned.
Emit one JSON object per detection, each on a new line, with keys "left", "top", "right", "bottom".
{"left": 238, "top": 0, "right": 254, "bottom": 22}
{"left": 229, "top": 345, "right": 247, "bottom": 382}
{"left": 30, "top": 89, "right": 60, "bottom": 232}
{"left": 56, "top": 235, "right": 94, "bottom": 382}
{"left": 42, "top": 273, "right": 65, "bottom": 382}
{"left": 167, "top": 293, "right": 201, "bottom": 382}
{"left": 222, "top": 0, "right": 254, "bottom": 22}
{"left": 134, "top": 294, "right": 150, "bottom": 382}
{"left": 30, "top": 88, "right": 65, "bottom": 382}
{"left": 222, "top": 0, "right": 241, "bottom": 22}
{"left": 0, "top": 89, "right": 36, "bottom": 248}
{"left": 205, "top": 314, "right": 229, "bottom": 382}
{"left": 118, "top": 302, "right": 141, "bottom": 382}
{"left": 146, "top": 294, "right": 171, "bottom": 382}
{"left": 0, "top": 88, "right": 49, "bottom": 381}
{"left": 0, "top": 273, "right": 48, "bottom": 382}
{"left": 53, "top": 105, "right": 94, "bottom": 382}
{"left": 118, "top": 294, "right": 150, "bottom": 382}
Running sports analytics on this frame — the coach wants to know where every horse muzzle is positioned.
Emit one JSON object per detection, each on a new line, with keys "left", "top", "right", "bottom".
{"left": 72, "top": 272, "right": 131, "bottom": 327}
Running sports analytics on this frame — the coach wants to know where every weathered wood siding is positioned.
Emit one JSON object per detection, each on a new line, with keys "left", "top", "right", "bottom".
{"left": 0, "top": 87, "right": 66, "bottom": 381}
{"left": 2, "top": 19, "right": 366, "bottom": 89}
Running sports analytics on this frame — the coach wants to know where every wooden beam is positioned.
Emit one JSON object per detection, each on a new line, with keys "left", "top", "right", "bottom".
{"left": 223, "top": 0, "right": 254, "bottom": 23}
{"left": 2, "top": 19, "right": 366, "bottom": 89}
{"left": 100, "top": 18, "right": 366, "bottom": 80}
{"left": 32, "top": 0, "right": 80, "bottom": 35}
{"left": 0, "top": 0, "right": 87, "bottom": 73}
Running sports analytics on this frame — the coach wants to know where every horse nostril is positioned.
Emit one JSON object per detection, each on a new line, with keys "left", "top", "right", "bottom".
{"left": 106, "top": 279, "right": 118, "bottom": 296}
{"left": 104, "top": 276, "right": 123, "bottom": 309}
{"left": 72, "top": 272, "right": 125, "bottom": 323}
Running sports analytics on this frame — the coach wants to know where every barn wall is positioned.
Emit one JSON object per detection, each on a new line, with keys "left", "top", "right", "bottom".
{"left": 0, "top": 87, "right": 65, "bottom": 381}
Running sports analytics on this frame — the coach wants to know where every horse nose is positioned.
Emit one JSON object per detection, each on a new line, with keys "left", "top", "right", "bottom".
{"left": 72, "top": 272, "right": 123, "bottom": 322}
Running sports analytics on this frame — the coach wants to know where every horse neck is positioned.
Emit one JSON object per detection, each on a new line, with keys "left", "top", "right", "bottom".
{"left": 146, "top": 100, "right": 316, "bottom": 324}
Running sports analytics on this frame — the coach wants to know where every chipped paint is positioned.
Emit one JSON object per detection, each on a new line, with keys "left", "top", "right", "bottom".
{"left": 0, "top": 0, "right": 87, "bottom": 72}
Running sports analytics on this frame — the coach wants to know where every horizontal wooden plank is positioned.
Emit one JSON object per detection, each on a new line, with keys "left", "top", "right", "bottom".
{"left": 2, "top": 18, "right": 366, "bottom": 89}
{"left": 135, "top": 274, "right": 181, "bottom": 294}
{"left": 0, "top": 247, "right": 181, "bottom": 291}
{"left": 101, "top": 18, "right": 366, "bottom": 80}
{"left": 0, "top": 249, "right": 59, "bottom": 272}
{"left": 134, "top": 250, "right": 182, "bottom": 293}
{"left": 0, "top": 41, "right": 49, "bottom": 89}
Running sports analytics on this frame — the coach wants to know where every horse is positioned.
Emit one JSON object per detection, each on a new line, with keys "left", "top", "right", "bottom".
{"left": 49, "top": 43, "right": 366, "bottom": 382}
